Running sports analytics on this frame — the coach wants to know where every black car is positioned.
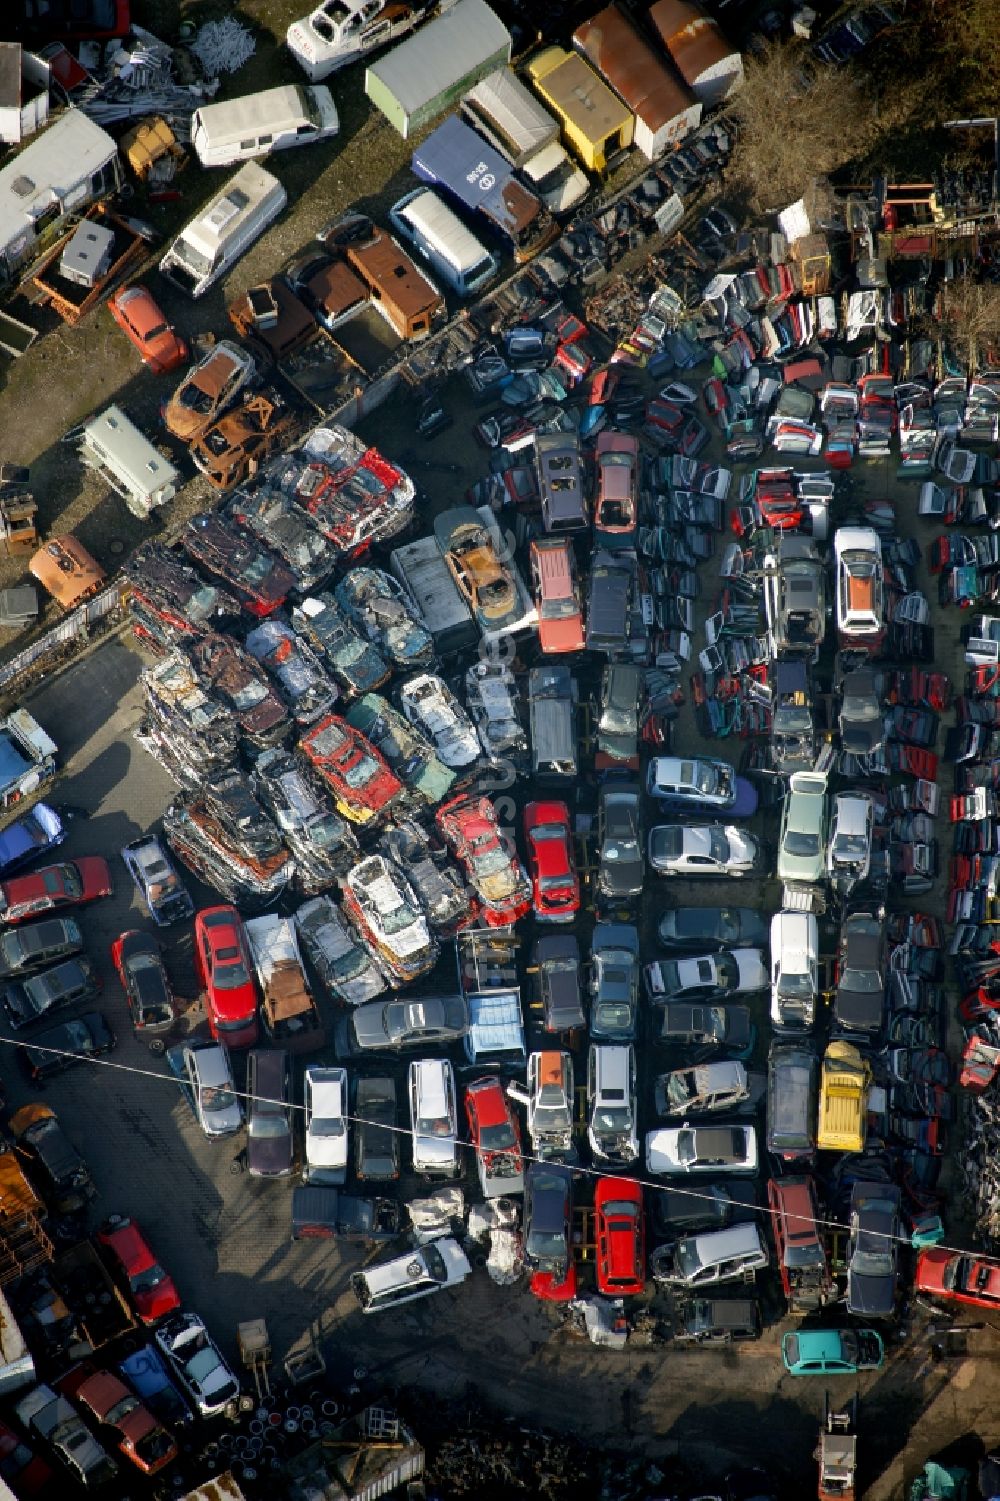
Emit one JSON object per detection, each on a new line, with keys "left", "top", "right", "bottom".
{"left": 846, "top": 1181, "right": 901, "bottom": 1318}
{"left": 0, "top": 917, "right": 84, "bottom": 980}
{"left": 21, "top": 1011, "right": 115, "bottom": 1083}
{"left": 833, "top": 912, "right": 886, "bottom": 1037}
{"left": 354, "top": 1075, "right": 400, "bottom": 1181}
{"left": 650, "top": 1180, "right": 758, "bottom": 1238}
{"left": 523, "top": 1163, "right": 573, "bottom": 1276}
{"left": 182, "top": 512, "right": 295, "bottom": 617}
{"left": 839, "top": 667, "right": 885, "bottom": 756}
{"left": 656, "top": 907, "right": 768, "bottom": 953}
{"left": 247, "top": 1049, "right": 294, "bottom": 1178}
{"left": 114, "top": 930, "right": 176, "bottom": 1036}
{"left": 652, "top": 1002, "right": 754, "bottom": 1055}
{"left": 596, "top": 664, "right": 642, "bottom": 764}
{"left": 533, "top": 933, "right": 585, "bottom": 1033}
{"left": 338, "top": 994, "right": 469, "bottom": 1054}
{"left": 10, "top": 1104, "right": 93, "bottom": 1211}
{"left": 596, "top": 782, "right": 644, "bottom": 905}
{"left": 3, "top": 956, "right": 101, "bottom": 1030}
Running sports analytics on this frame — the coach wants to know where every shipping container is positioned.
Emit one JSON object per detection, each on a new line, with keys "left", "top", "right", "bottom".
{"left": 365, "top": 0, "right": 510, "bottom": 139}
{"left": 573, "top": 4, "right": 701, "bottom": 161}
{"left": 525, "top": 46, "right": 633, "bottom": 174}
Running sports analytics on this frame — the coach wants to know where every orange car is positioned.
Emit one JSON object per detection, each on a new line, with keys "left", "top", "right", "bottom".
{"left": 29, "top": 536, "right": 105, "bottom": 611}
{"left": 73, "top": 1370, "right": 177, "bottom": 1475}
{"left": 433, "top": 508, "right": 519, "bottom": 632}
{"left": 107, "top": 286, "right": 188, "bottom": 374}
{"left": 163, "top": 340, "right": 257, "bottom": 443}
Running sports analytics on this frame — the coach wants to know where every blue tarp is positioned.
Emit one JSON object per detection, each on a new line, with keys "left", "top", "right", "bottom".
{"left": 464, "top": 988, "right": 525, "bottom": 1063}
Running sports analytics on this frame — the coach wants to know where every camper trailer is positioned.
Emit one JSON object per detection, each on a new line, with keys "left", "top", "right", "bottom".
{"left": 80, "top": 405, "right": 180, "bottom": 518}
{"left": 159, "top": 162, "right": 287, "bottom": 298}
{"left": 0, "top": 110, "right": 121, "bottom": 289}
{"left": 191, "top": 84, "right": 339, "bottom": 168}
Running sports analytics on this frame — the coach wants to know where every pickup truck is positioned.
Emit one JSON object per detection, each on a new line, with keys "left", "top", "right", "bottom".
{"left": 244, "top": 912, "right": 326, "bottom": 1053}
{"left": 290, "top": 1186, "right": 403, "bottom": 1241}
{"left": 0, "top": 710, "right": 57, "bottom": 811}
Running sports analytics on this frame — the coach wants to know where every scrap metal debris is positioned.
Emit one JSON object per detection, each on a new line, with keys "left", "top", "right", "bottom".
{"left": 190, "top": 18, "right": 256, "bottom": 76}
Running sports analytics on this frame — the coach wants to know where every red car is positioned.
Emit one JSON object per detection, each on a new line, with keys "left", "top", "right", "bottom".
{"left": 73, "top": 1369, "right": 177, "bottom": 1475}
{"left": 530, "top": 1264, "right": 578, "bottom": 1302}
{"left": 0, "top": 1418, "right": 53, "bottom": 1495}
{"left": 298, "top": 714, "right": 402, "bottom": 827}
{"left": 464, "top": 1076, "right": 524, "bottom": 1197}
{"left": 529, "top": 537, "right": 585, "bottom": 655}
{"left": 97, "top": 1216, "right": 180, "bottom": 1325}
{"left": 108, "top": 286, "right": 188, "bottom": 375}
{"left": 523, "top": 801, "right": 579, "bottom": 923}
{"left": 594, "top": 1176, "right": 646, "bottom": 1297}
{"left": 594, "top": 430, "right": 639, "bottom": 550}
{"left": 194, "top": 905, "right": 258, "bottom": 1048}
{"left": 436, "top": 795, "right": 531, "bottom": 929}
{"left": 915, "top": 1248, "right": 1000, "bottom": 1311}
{"left": 0, "top": 858, "right": 111, "bottom": 924}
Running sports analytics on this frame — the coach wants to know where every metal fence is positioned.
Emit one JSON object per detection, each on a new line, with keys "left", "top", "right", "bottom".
{"left": 0, "top": 584, "right": 121, "bottom": 695}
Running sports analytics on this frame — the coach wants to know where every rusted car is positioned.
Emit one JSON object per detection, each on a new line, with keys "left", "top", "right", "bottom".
{"left": 29, "top": 536, "right": 106, "bottom": 612}
{"left": 163, "top": 340, "right": 257, "bottom": 443}
{"left": 182, "top": 512, "right": 295, "bottom": 617}
{"left": 187, "top": 631, "right": 289, "bottom": 746}
{"left": 189, "top": 391, "right": 301, "bottom": 491}
{"left": 123, "top": 541, "right": 239, "bottom": 651}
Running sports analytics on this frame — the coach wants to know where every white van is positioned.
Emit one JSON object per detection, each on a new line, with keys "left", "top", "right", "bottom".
{"left": 159, "top": 162, "right": 287, "bottom": 299}
{"left": 80, "top": 405, "right": 180, "bottom": 519}
{"left": 389, "top": 187, "right": 497, "bottom": 298}
{"left": 350, "top": 1237, "right": 472, "bottom": 1314}
{"left": 191, "top": 84, "right": 339, "bottom": 168}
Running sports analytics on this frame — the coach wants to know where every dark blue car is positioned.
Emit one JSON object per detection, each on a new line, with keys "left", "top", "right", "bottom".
{"left": 0, "top": 803, "right": 63, "bottom": 877}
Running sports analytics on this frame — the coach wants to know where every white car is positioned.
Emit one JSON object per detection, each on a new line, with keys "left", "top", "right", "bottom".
{"left": 645, "top": 1123, "right": 758, "bottom": 1176}
{"left": 351, "top": 1236, "right": 472, "bottom": 1314}
{"left": 586, "top": 1043, "right": 639, "bottom": 1165}
{"left": 155, "top": 1311, "right": 240, "bottom": 1418}
{"left": 645, "top": 949, "right": 767, "bottom": 1004}
{"left": 303, "top": 1065, "right": 349, "bottom": 1186}
{"left": 648, "top": 824, "right": 764, "bottom": 878}
{"left": 183, "top": 1043, "right": 242, "bottom": 1139}
{"left": 409, "top": 1058, "right": 459, "bottom": 1177}
{"left": 776, "top": 772, "right": 828, "bottom": 888}
{"left": 342, "top": 855, "right": 438, "bottom": 985}
{"left": 769, "top": 910, "right": 819, "bottom": 1030}
{"left": 827, "top": 793, "right": 874, "bottom": 895}
{"left": 834, "top": 526, "right": 884, "bottom": 645}
{"left": 655, "top": 1060, "right": 754, "bottom": 1117}
{"left": 398, "top": 673, "right": 481, "bottom": 769}
{"left": 508, "top": 1050, "right": 574, "bottom": 1159}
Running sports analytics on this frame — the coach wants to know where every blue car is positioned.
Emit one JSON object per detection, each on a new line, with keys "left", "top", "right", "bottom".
{"left": 118, "top": 1345, "right": 192, "bottom": 1427}
{"left": 0, "top": 803, "right": 63, "bottom": 876}
{"left": 781, "top": 1328, "right": 884, "bottom": 1375}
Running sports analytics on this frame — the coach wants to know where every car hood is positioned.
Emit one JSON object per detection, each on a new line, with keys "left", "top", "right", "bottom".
{"left": 733, "top": 950, "right": 768, "bottom": 991}
{"left": 841, "top": 715, "right": 883, "bottom": 754}
{"left": 848, "top": 1269, "right": 895, "bottom": 1317}
{"left": 835, "top": 987, "right": 884, "bottom": 1032}
{"left": 249, "top": 1133, "right": 294, "bottom": 1176}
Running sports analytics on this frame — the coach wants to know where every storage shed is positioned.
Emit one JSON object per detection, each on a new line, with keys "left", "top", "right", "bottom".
{"left": 365, "top": 0, "right": 511, "bottom": 140}
{"left": 647, "top": 0, "right": 743, "bottom": 110}
{"left": 573, "top": 4, "right": 701, "bottom": 161}
{"left": 525, "top": 47, "right": 634, "bottom": 174}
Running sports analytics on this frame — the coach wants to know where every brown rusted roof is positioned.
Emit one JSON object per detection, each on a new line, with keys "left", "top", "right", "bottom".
{"left": 347, "top": 230, "right": 443, "bottom": 321}
{"left": 306, "top": 259, "right": 368, "bottom": 321}
{"left": 574, "top": 4, "right": 696, "bottom": 134}
{"left": 29, "top": 535, "right": 106, "bottom": 611}
{"left": 648, "top": 0, "right": 736, "bottom": 87}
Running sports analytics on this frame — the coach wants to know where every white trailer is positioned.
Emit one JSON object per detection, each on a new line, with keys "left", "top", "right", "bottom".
{"left": 159, "top": 162, "right": 287, "bottom": 298}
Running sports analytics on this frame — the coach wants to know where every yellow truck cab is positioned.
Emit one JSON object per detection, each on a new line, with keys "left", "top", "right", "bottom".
{"left": 817, "top": 1040, "right": 871, "bottom": 1153}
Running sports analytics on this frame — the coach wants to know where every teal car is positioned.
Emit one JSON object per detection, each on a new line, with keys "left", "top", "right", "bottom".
{"left": 345, "top": 695, "right": 455, "bottom": 808}
{"left": 782, "top": 1328, "right": 884, "bottom": 1376}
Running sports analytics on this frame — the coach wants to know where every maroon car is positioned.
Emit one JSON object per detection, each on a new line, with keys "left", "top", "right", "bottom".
{"left": 124, "top": 542, "right": 240, "bottom": 650}
{"left": 181, "top": 512, "right": 294, "bottom": 617}
{"left": 187, "top": 632, "right": 289, "bottom": 746}
{"left": 0, "top": 859, "right": 112, "bottom": 924}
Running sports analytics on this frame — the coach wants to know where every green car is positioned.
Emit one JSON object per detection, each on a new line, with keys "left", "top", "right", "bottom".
{"left": 345, "top": 695, "right": 455, "bottom": 808}
{"left": 781, "top": 1328, "right": 884, "bottom": 1376}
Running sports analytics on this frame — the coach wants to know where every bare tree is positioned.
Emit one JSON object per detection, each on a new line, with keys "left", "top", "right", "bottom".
{"left": 938, "top": 275, "right": 1000, "bottom": 373}
{"left": 727, "top": 42, "right": 883, "bottom": 212}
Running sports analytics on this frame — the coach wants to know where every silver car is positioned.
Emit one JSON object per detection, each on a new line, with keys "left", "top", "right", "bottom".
{"left": 184, "top": 1042, "right": 243, "bottom": 1139}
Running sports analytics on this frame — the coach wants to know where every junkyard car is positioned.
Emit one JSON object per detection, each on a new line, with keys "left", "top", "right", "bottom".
{"left": 781, "top": 1328, "right": 884, "bottom": 1376}
{"left": 834, "top": 525, "right": 885, "bottom": 649}
{"left": 646, "top": 1123, "right": 758, "bottom": 1176}
{"left": 109, "top": 284, "right": 188, "bottom": 374}
{"left": 0, "top": 802, "right": 65, "bottom": 877}
{"left": 655, "top": 1061, "right": 757, "bottom": 1118}
{"left": 294, "top": 894, "right": 386, "bottom": 1006}
{"left": 182, "top": 511, "right": 295, "bottom": 618}
{"left": 2, "top": 954, "right": 100, "bottom": 1029}
{"left": 596, "top": 663, "right": 642, "bottom": 765}
{"left": 839, "top": 667, "right": 885, "bottom": 756}
{"left": 112, "top": 930, "right": 177, "bottom": 1036}
{"left": 15, "top": 1385, "right": 118, "bottom": 1488}
{"left": 155, "top": 1311, "right": 240, "bottom": 1418}
{"left": 776, "top": 772, "right": 829, "bottom": 887}
{"left": 916, "top": 1248, "right": 1000, "bottom": 1311}
{"left": 334, "top": 567, "right": 434, "bottom": 670}
{"left": 436, "top": 795, "right": 532, "bottom": 928}
{"left": 657, "top": 908, "right": 768, "bottom": 952}
{"left": 409, "top": 1057, "right": 459, "bottom": 1177}
{"left": 299, "top": 714, "right": 404, "bottom": 826}
{"left": 291, "top": 594, "right": 391, "bottom": 700}
{"left": 346, "top": 694, "right": 455, "bottom": 808}
{"left": 0, "top": 1417, "right": 53, "bottom": 1494}
{"left": 340, "top": 993, "right": 469, "bottom": 1054}
{"left": 380, "top": 820, "right": 472, "bottom": 935}
{"left": 508, "top": 1050, "right": 575, "bottom": 1160}
{"left": 342, "top": 854, "right": 438, "bottom": 985}
{"left": 0, "top": 857, "right": 111, "bottom": 924}
{"left": 465, "top": 1074, "right": 524, "bottom": 1197}
{"left": 10, "top": 1102, "right": 93, "bottom": 1212}
{"left": 833, "top": 911, "right": 886, "bottom": 1038}
{"left": 121, "top": 837, "right": 194, "bottom": 926}
{"left": 351, "top": 1237, "right": 471, "bottom": 1314}
{"left": 762, "top": 535, "right": 827, "bottom": 657}
{"left": 354, "top": 1075, "right": 400, "bottom": 1181}
{"left": 231, "top": 486, "right": 333, "bottom": 594}
{"left": 182, "top": 1042, "right": 243, "bottom": 1138}
{"left": 770, "top": 910, "right": 818, "bottom": 1030}
{"left": 164, "top": 340, "right": 256, "bottom": 443}
{"left": 649, "top": 825, "right": 764, "bottom": 879}
{"left": 303, "top": 1064, "right": 349, "bottom": 1186}
{"left": 247, "top": 1049, "right": 294, "bottom": 1179}
{"left": 586, "top": 1043, "right": 639, "bottom": 1165}
{"left": 594, "top": 430, "right": 639, "bottom": 550}
{"left": 644, "top": 948, "right": 767, "bottom": 1004}
{"left": 0, "top": 916, "right": 82, "bottom": 979}
{"left": 21, "top": 1011, "right": 115, "bottom": 1083}
{"left": 529, "top": 536, "right": 585, "bottom": 655}
{"left": 72, "top": 1369, "right": 177, "bottom": 1476}
{"left": 97, "top": 1215, "right": 181, "bottom": 1324}
{"left": 766, "top": 1043, "right": 818, "bottom": 1159}
{"left": 596, "top": 782, "right": 644, "bottom": 904}
{"left": 533, "top": 932, "right": 585, "bottom": 1032}
{"left": 245, "top": 617, "right": 338, "bottom": 725}
{"left": 434, "top": 508, "right": 520, "bottom": 634}
{"left": 524, "top": 800, "right": 579, "bottom": 922}
{"left": 589, "top": 923, "right": 640, "bottom": 1042}
{"left": 523, "top": 1162, "right": 573, "bottom": 1277}
{"left": 827, "top": 793, "right": 874, "bottom": 895}
{"left": 594, "top": 1177, "right": 645, "bottom": 1297}
{"left": 651, "top": 1002, "right": 755, "bottom": 1056}
{"left": 253, "top": 751, "right": 359, "bottom": 889}
{"left": 646, "top": 756, "right": 757, "bottom": 816}
{"left": 274, "top": 431, "right": 415, "bottom": 557}
{"left": 124, "top": 542, "right": 240, "bottom": 652}
{"left": 188, "top": 631, "right": 289, "bottom": 746}
{"left": 846, "top": 1181, "right": 901, "bottom": 1318}
{"left": 398, "top": 673, "right": 480, "bottom": 769}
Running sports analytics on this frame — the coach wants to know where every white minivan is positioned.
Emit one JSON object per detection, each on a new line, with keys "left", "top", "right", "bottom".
{"left": 408, "top": 1058, "right": 459, "bottom": 1176}
{"left": 159, "top": 162, "right": 287, "bottom": 299}
{"left": 389, "top": 188, "right": 497, "bottom": 298}
{"left": 191, "top": 84, "right": 339, "bottom": 168}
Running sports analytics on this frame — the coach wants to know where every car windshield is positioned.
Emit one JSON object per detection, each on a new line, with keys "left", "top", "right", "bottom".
{"left": 843, "top": 691, "right": 878, "bottom": 718}
{"left": 542, "top": 596, "right": 578, "bottom": 620}
{"left": 479, "top": 1120, "right": 516, "bottom": 1150}
{"left": 666, "top": 1073, "right": 694, "bottom": 1107}
{"left": 536, "top": 1097, "right": 571, "bottom": 1130}
{"left": 779, "top": 970, "right": 813, "bottom": 999}
{"left": 527, "top": 1229, "right": 565, "bottom": 1259}
{"left": 417, "top": 1114, "right": 451, "bottom": 1136}
{"left": 132, "top": 1261, "right": 170, "bottom": 1295}
{"left": 251, "top": 1114, "right": 289, "bottom": 1139}
{"left": 202, "top": 1085, "right": 236, "bottom": 1113}
{"left": 50, "top": 866, "right": 81, "bottom": 898}
{"left": 853, "top": 1244, "right": 893, "bottom": 1276}
{"left": 475, "top": 845, "right": 511, "bottom": 876}
{"left": 213, "top": 960, "right": 251, "bottom": 989}
{"left": 674, "top": 1239, "right": 704, "bottom": 1277}
{"left": 842, "top": 966, "right": 882, "bottom": 992}
{"left": 708, "top": 829, "right": 732, "bottom": 863}
{"left": 834, "top": 833, "right": 869, "bottom": 858}
{"left": 381, "top": 900, "right": 419, "bottom": 936}
{"left": 784, "top": 830, "right": 820, "bottom": 856}
{"left": 601, "top": 702, "right": 634, "bottom": 734}
{"left": 697, "top": 763, "right": 731, "bottom": 796}
{"left": 343, "top": 754, "right": 378, "bottom": 789}
{"left": 594, "top": 1106, "right": 632, "bottom": 1132}
{"left": 230, "top": 679, "right": 267, "bottom": 711}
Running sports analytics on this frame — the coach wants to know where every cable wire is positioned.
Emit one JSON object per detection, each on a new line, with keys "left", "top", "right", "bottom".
{"left": 0, "top": 1029, "right": 973, "bottom": 1265}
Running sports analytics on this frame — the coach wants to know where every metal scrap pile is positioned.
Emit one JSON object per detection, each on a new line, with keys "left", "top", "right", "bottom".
{"left": 163, "top": 767, "right": 294, "bottom": 906}
{"left": 960, "top": 1081, "right": 1000, "bottom": 1252}
{"left": 252, "top": 748, "right": 358, "bottom": 892}
{"left": 78, "top": 25, "right": 219, "bottom": 129}
{"left": 136, "top": 648, "right": 239, "bottom": 787}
